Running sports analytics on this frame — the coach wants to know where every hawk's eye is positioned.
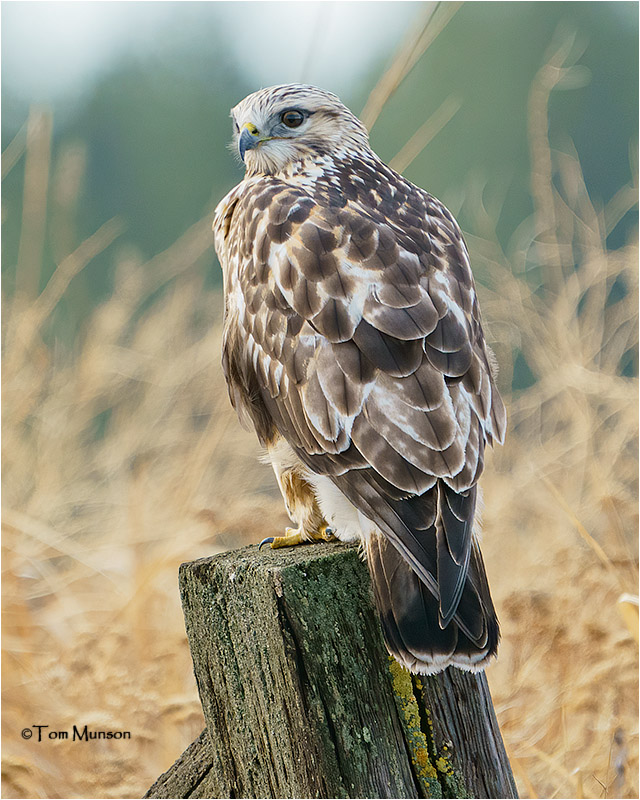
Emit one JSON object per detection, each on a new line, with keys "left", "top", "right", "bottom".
{"left": 281, "top": 110, "right": 304, "bottom": 129}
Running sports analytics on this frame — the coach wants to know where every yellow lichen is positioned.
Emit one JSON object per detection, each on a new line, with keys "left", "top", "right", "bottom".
{"left": 435, "top": 756, "right": 455, "bottom": 776}
{"left": 388, "top": 659, "right": 439, "bottom": 788}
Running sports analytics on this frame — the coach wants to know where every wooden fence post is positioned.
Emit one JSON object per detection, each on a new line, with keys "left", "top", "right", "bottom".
{"left": 145, "top": 541, "right": 518, "bottom": 799}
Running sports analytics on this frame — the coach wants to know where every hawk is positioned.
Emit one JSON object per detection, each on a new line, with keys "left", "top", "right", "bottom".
{"left": 213, "top": 84, "right": 506, "bottom": 674}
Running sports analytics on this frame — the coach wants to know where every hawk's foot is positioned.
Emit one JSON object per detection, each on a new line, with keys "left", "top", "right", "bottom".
{"left": 317, "top": 524, "right": 337, "bottom": 542}
{"left": 259, "top": 523, "right": 336, "bottom": 550}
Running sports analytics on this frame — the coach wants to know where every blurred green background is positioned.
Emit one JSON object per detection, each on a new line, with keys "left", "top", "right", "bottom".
{"left": 2, "top": 1, "right": 638, "bottom": 337}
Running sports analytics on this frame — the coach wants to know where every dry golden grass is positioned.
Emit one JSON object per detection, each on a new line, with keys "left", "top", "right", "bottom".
{"left": 2, "top": 42, "right": 638, "bottom": 800}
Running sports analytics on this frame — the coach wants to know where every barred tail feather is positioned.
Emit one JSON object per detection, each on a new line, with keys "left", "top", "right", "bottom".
{"left": 366, "top": 534, "right": 499, "bottom": 674}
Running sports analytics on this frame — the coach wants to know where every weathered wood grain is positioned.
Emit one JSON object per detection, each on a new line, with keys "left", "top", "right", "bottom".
{"left": 418, "top": 668, "right": 518, "bottom": 798}
{"left": 144, "top": 728, "right": 216, "bottom": 799}
{"left": 145, "top": 540, "right": 517, "bottom": 799}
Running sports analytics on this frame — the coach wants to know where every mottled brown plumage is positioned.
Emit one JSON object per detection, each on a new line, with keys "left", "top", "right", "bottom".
{"left": 214, "top": 84, "right": 506, "bottom": 674}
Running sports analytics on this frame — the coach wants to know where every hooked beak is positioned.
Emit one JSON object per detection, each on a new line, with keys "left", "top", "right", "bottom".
{"left": 238, "top": 124, "right": 260, "bottom": 162}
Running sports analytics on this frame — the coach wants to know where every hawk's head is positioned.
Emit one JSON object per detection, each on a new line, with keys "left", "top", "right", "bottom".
{"left": 230, "top": 84, "right": 370, "bottom": 176}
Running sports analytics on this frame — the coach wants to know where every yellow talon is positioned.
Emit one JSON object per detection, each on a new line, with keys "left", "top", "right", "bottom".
{"left": 258, "top": 523, "right": 337, "bottom": 550}
{"left": 318, "top": 525, "right": 336, "bottom": 542}
{"left": 269, "top": 528, "right": 306, "bottom": 549}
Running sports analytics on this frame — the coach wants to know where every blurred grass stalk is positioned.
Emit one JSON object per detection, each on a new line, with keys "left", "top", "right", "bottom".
{"left": 360, "top": 1, "right": 462, "bottom": 130}
{"left": 15, "top": 109, "right": 51, "bottom": 300}
{"left": 1, "top": 18, "right": 638, "bottom": 800}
